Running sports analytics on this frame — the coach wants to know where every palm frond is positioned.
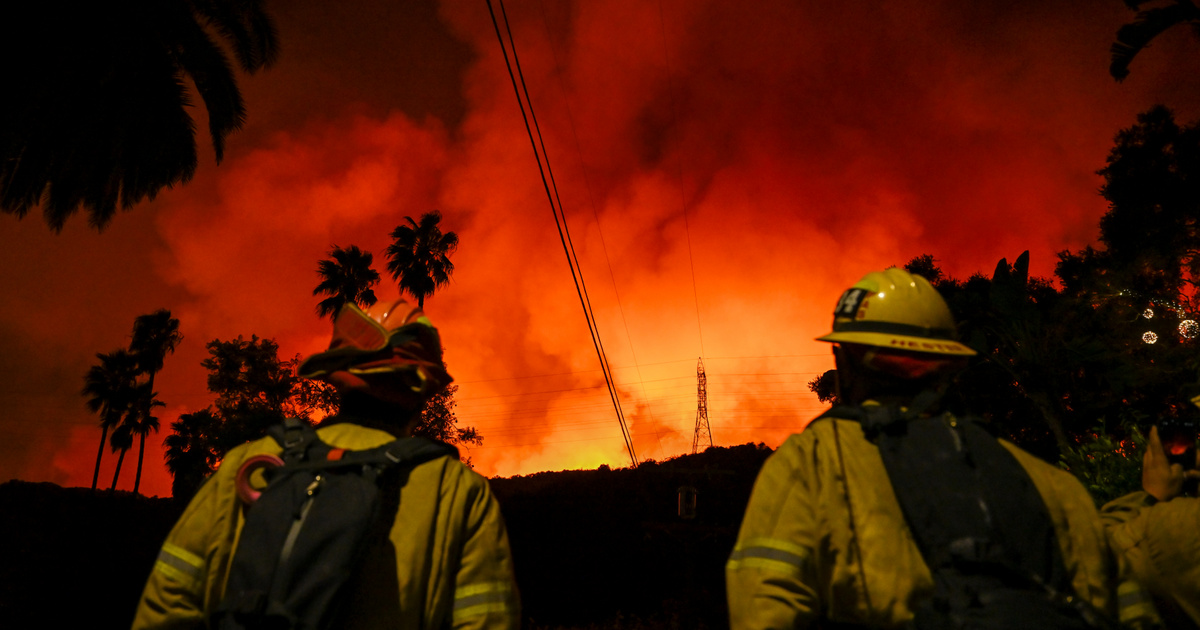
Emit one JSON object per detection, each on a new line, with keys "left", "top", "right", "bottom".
{"left": 313, "top": 245, "right": 380, "bottom": 318}
{"left": 1111, "top": 2, "right": 1200, "bottom": 80}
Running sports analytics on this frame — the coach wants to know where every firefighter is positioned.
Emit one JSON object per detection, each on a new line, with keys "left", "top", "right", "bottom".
{"left": 1102, "top": 422, "right": 1200, "bottom": 629}
{"left": 133, "top": 299, "right": 518, "bottom": 629}
{"left": 726, "top": 268, "right": 1155, "bottom": 629}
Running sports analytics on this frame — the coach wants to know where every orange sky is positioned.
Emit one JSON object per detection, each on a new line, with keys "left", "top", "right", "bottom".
{"left": 4, "top": 0, "right": 1200, "bottom": 497}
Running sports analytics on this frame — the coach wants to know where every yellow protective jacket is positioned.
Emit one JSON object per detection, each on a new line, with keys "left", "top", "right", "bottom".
{"left": 133, "top": 423, "right": 519, "bottom": 630}
{"left": 726, "top": 416, "right": 1156, "bottom": 629}
{"left": 1102, "top": 491, "right": 1200, "bottom": 630}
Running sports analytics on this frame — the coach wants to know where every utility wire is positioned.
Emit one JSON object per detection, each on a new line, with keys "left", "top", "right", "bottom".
{"left": 536, "top": 0, "right": 666, "bottom": 460}
{"left": 656, "top": 0, "right": 706, "bottom": 360}
{"left": 486, "top": 0, "right": 638, "bottom": 467}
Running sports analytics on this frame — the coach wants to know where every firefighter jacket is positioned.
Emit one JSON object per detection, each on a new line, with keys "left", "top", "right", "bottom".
{"left": 726, "top": 417, "right": 1157, "bottom": 629}
{"left": 1102, "top": 491, "right": 1200, "bottom": 630}
{"left": 133, "top": 422, "right": 519, "bottom": 630}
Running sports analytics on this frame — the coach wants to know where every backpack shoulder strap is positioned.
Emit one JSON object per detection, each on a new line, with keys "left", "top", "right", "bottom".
{"left": 266, "top": 418, "right": 323, "bottom": 464}
{"left": 344, "top": 437, "right": 459, "bottom": 470}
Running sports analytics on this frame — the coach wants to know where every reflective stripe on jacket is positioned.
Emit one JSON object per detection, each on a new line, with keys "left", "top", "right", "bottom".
{"left": 1102, "top": 491, "right": 1200, "bottom": 630}
{"left": 726, "top": 417, "right": 1156, "bottom": 629}
{"left": 133, "top": 423, "right": 519, "bottom": 630}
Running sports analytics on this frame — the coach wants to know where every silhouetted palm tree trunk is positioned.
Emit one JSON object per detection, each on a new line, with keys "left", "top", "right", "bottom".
{"left": 132, "top": 372, "right": 154, "bottom": 496}
{"left": 134, "top": 431, "right": 146, "bottom": 495}
{"left": 91, "top": 425, "right": 109, "bottom": 490}
{"left": 110, "top": 448, "right": 127, "bottom": 491}
{"left": 82, "top": 349, "right": 138, "bottom": 491}
{"left": 130, "top": 310, "right": 180, "bottom": 494}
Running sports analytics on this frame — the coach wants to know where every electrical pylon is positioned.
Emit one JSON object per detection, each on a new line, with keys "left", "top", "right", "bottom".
{"left": 692, "top": 357, "right": 712, "bottom": 454}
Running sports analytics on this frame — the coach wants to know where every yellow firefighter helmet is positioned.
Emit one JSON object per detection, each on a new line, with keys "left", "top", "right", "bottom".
{"left": 816, "top": 267, "right": 976, "bottom": 356}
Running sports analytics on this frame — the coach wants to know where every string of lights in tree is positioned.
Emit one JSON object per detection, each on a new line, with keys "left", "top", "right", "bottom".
{"left": 1116, "top": 290, "right": 1198, "bottom": 344}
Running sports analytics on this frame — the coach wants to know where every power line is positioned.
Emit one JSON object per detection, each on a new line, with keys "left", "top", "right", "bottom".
{"left": 535, "top": 0, "right": 667, "bottom": 460}
{"left": 656, "top": 0, "right": 706, "bottom": 359}
{"left": 486, "top": 0, "right": 637, "bottom": 467}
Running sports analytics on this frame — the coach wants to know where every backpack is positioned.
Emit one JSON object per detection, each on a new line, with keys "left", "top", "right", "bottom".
{"left": 212, "top": 418, "right": 459, "bottom": 630}
{"left": 816, "top": 401, "right": 1117, "bottom": 630}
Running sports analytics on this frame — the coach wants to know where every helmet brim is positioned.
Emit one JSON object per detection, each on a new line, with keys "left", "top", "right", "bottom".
{"left": 816, "top": 331, "right": 977, "bottom": 356}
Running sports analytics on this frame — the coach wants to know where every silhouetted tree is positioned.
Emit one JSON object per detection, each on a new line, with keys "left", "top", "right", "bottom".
{"left": 313, "top": 245, "right": 381, "bottom": 319}
{"left": 385, "top": 211, "right": 459, "bottom": 309}
{"left": 82, "top": 350, "right": 139, "bottom": 490}
{"left": 164, "top": 409, "right": 220, "bottom": 500}
{"left": 414, "top": 383, "right": 481, "bottom": 452}
{"left": 129, "top": 309, "right": 182, "bottom": 494}
{"left": 193, "top": 337, "right": 337, "bottom": 454}
{"left": 1095, "top": 105, "right": 1200, "bottom": 303}
{"left": 202, "top": 335, "right": 298, "bottom": 450}
{"left": 123, "top": 383, "right": 165, "bottom": 495}
{"left": 806, "top": 369, "right": 838, "bottom": 405}
{"left": 0, "top": 0, "right": 278, "bottom": 230}
{"left": 109, "top": 423, "right": 134, "bottom": 491}
{"left": 901, "top": 252, "right": 1118, "bottom": 459}
{"left": 1111, "top": 0, "right": 1200, "bottom": 81}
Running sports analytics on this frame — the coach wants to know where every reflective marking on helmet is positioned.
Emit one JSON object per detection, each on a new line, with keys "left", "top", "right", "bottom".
{"left": 727, "top": 538, "right": 810, "bottom": 577}
{"left": 835, "top": 320, "right": 955, "bottom": 340}
{"left": 888, "top": 339, "right": 965, "bottom": 353}
{"left": 155, "top": 542, "right": 203, "bottom": 585}
{"left": 453, "top": 581, "right": 513, "bottom": 622}
{"left": 834, "top": 289, "right": 868, "bottom": 317}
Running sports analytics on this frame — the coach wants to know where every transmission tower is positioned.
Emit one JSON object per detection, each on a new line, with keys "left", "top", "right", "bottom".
{"left": 692, "top": 357, "right": 712, "bottom": 454}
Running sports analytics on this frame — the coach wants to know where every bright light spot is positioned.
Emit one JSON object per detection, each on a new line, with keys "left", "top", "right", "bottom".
{"left": 1143, "top": 331, "right": 1159, "bottom": 344}
{"left": 877, "top": 292, "right": 886, "bottom": 298}
{"left": 1180, "top": 320, "right": 1198, "bottom": 339}
{"left": 1144, "top": 308, "right": 1154, "bottom": 319}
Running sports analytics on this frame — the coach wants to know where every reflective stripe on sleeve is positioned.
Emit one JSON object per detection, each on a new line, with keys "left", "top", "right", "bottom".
{"left": 1117, "top": 580, "right": 1157, "bottom": 624}
{"left": 452, "top": 581, "right": 513, "bottom": 623}
{"left": 726, "top": 537, "right": 809, "bottom": 577}
{"left": 154, "top": 542, "right": 204, "bottom": 586}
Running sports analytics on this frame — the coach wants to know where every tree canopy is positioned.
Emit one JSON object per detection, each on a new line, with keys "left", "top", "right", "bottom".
{"left": 313, "top": 245, "right": 381, "bottom": 319}
{"left": 385, "top": 211, "right": 459, "bottom": 309}
{"left": 0, "top": 0, "right": 278, "bottom": 230}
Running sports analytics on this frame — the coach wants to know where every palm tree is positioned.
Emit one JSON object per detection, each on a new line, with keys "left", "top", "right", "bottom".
{"left": 164, "top": 409, "right": 220, "bottom": 500}
{"left": 127, "top": 384, "right": 165, "bottom": 495}
{"left": 385, "top": 211, "right": 459, "bottom": 309}
{"left": 109, "top": 422, "right": 134, "bottom": 492}
{"left": 82, "top": 350, "right": 139, "bottom": 490}
{"left": 129, "top": 309, "right": 182, "bottom": 494}
{"left": 0, "top": 0, "right": 279, "bottom": 231}
{"left": 313, "top": 245, "right": 381, "bottom": 319}
{"left": 1111, "top": 0, "right": 1200, "bottom": 80}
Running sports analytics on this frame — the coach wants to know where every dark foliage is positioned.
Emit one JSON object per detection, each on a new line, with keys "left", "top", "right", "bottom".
{"left": 413, "top": 384, "right": 482, "bottom": 455}
{"left": 83, "top": 349, "right": 140, "bottom": 490}
{"left": 313, "top": 245, "right": 381, "bottom": 319}
{"left": 165, "top": 337, "right": 337, "bottom": 500}
{"left": 0, "top": 0, "right": 278, "bottom": 230}
{"left": 1111, "top": 0, "right": 1200, "bottom": 81}
{"left": 129, "top": 310, "right": 182, "bottom": 495}
{"left": 164, "top": 409, "right": 221, "bottom": 500}
{"left": 386, "top": 211, "right": 459, "bottom": 309}
{"left": 806, "top": 369, "right": 838, "bottom": 404}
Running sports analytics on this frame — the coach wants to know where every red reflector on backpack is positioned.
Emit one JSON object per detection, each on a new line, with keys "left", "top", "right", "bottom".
{"left": 327, "top": 448, "right": 346, "bottom": 461}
